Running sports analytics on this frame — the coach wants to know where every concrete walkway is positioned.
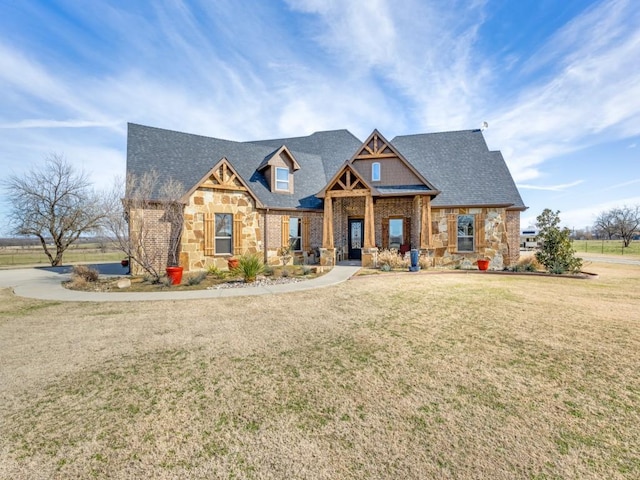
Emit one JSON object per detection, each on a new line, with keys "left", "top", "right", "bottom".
{"left": 0, "top": 262, "right": 362, "bottom": 302}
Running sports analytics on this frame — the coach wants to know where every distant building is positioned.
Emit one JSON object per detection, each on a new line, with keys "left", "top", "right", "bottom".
{"left": 520, "top": 229, "right": 540, "bottom": 249}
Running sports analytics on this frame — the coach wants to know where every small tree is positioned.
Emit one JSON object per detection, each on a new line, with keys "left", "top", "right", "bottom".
{"left": 535, "top": 209, "right": 582, "bottom": 274}
{"left": 103, "top": 171, "right": 184, "bottom": 282}
{"left": 611, "top": 206, "right": 640, "bottom": 248}
{"left": 593, "top": 210, "right": 617, "bottom": 240}
{"left": 3, "top": 154, "right": 105, "bottom": 266}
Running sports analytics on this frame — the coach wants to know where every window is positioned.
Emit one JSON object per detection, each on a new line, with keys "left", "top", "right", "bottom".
{"left": 289, "top": 217, "right": 302, "bottom": 251}
{"left": 457, "top": 215, "right": 474, "bottom": 252}
{"left": 215, "top": 213, "right": 233, "bottom": 254}
{"left": 371, "top": 162, "right": 381, "bottom": 182}
{"left": 275, "top": 167, "right": 289, "bottom": 191}
{"left": 389, "top": 218, "right": 403, "bottom": 249}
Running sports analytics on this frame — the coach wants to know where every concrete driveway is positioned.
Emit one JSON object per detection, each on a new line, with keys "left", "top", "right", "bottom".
{"left": 0, "top": 262, "right": 362, "bottom": 302}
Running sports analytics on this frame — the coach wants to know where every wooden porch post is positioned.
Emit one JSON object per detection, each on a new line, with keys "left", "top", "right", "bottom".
{"left": 364, "top": 194, "right": 376, "bottom": 249}
{"left": 420, "top": 195, "right": 432, "bottom": 249}
{"left": 322, "top": 195, "right": 334, "bottom": 248}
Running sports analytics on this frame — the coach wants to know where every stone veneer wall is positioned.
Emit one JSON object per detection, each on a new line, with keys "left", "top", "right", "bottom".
{"left": 430, "top": 207, "right": 515, "bottom": 269}
{"left": 180, "top": 188, "right": 262, "bottom": 272}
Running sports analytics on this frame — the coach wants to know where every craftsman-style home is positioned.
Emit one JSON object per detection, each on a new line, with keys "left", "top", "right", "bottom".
{"left": 126, "top": 123, "right": 526, "bottom": 271}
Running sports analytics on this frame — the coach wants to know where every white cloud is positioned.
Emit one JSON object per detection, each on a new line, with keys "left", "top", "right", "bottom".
{"left": 486, "top": 0, "right": 640, "bottom": 181}
{"left": 518, "top": 180, "right": 584, "bottom": 192}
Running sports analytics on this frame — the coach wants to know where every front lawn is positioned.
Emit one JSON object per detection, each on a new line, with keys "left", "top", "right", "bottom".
{"left": 1, "top": 262, "right": 639, "bottom": 479}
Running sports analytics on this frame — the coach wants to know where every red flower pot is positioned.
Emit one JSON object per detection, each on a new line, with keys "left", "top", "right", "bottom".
{"left": 477, "top": 259, "right": 489, "bottom": 271}
{"left": 165, "top": 266, "right": 183, "bottom": 285}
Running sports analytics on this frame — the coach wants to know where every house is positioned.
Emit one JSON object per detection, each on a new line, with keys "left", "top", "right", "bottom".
{"left": 126, "top": 123, "right": 526, "bottom": 271}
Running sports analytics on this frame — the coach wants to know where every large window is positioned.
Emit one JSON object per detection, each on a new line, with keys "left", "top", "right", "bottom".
{"left": 289, "top": 217, "right": 302, "bottom": 251}
{"left": 275, "top": 167, "right": 289, "bottom": 191}
{"left": 371, "top": 162, "right": 381, "bottom": 182}
{"left": 389, "top": 218, "right": 403, "bottom": 249}
{"left": 215, "top": 213, "right": 233, "bottom": 254}
{"left": 457, "top": 215, "right": 474, "bottom": 252}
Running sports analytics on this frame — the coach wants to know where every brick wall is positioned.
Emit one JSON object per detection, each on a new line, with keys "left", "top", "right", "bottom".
{"left": 128, "top": 205, "right": 171, "bottom": 276}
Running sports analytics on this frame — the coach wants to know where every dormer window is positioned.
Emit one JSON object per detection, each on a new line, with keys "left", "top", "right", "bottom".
{"left": 275, "top": 167, "right": 289, "bottom": 191}
{"left": 372, "top": 162, "right": 381, "bottom": 182}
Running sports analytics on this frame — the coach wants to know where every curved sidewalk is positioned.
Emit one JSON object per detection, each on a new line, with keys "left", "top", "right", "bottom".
{"left": 0, "top": 262, "right": 362, "bottom": 302}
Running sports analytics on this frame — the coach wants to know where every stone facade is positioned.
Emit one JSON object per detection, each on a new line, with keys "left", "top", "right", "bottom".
{"left": 132, "top": 198, "right": 520, "bottom": 274}
{"left": 180, "top": 188, "right": 262, "bottom": 272}
{"left": 429, "top": 207, "right": 519, "bottom": 269}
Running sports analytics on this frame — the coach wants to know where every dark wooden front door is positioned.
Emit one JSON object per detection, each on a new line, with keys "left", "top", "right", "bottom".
{"left": 348, "top": 219, "right": 363, "bottom": 260}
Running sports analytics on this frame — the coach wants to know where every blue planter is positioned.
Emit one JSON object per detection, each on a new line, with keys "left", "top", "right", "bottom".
{"left": 409, "top": 249, "right": 420, "bottom": 272}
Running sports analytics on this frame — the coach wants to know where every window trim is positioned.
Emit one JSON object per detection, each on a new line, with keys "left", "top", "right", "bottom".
{"left": 371, "top": 162, "right": 381, "bottom": 182}
{"left": 214, "top": 213, "right": 233, "bottom": 255}
{"left": 457, "top": 214, "right": 475, "bottom": 252}
{"left": 289, "top": 217, "right": 302, "bottom": 251}
{"left": 275, "top": 167, "right": 290, "bottom": 191}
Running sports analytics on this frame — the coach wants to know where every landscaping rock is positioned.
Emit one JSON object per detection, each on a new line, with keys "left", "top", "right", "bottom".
{"left": 117, "top": 278, "right": 131, "bottom": 289}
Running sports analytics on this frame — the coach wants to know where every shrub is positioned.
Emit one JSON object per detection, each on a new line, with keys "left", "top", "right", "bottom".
{"left": 535, "top": 209, "right": 582, "bottom": 274}
{"left": 186, "top": 272, "right": 207, "bottom": 286}
{"left": 233, "top": 253, "right": 265, "bottom": 283}
{"left": 380, "top": 263, "right": 392, "bottom": 272}
{"left": 206, "top": 264, "right": 225, "bottom": 279}
{"left": 72, "top": 265, "right": 99, "bottom": 282}
{"left": 377, "top": 249, "right": 400, "bottom": 269}
{"left": 418, "top": 255, "right": 431, "bottom": 270}
{"left": 263, "top": 265, "right": 274, "bottom": 276}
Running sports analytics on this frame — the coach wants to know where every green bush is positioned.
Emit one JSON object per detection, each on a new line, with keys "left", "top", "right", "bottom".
{"left": 233, "top": 253, "right": 265, "bottom": 283}
{"left": 206, "top": 264, "right": 225, "bottom": 279}
{"left": 535, "top": 209, "right": 583, "bottom": 274}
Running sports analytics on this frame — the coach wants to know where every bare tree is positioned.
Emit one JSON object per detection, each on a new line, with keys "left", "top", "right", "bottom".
{"left": 103, "top": 171, "right": 185, "bottom": 281}
{"left": 593, "top": 210, "right": 617, "bottom": 240}
{"left": 3, "top": 154, "right": 105, "bottom": 266}
{"left": 594, "top": 205, "right": 640, "bottom": 247}
{"left": 612, "top": 205, "right": 640, "bottom": 247}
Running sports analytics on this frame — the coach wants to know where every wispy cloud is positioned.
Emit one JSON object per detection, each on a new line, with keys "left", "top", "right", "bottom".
{"left": 486, "top": 0, "right": 640, "bottom": 181}
{"left": 518, "top": 180, "right": 584, "bottom": 192}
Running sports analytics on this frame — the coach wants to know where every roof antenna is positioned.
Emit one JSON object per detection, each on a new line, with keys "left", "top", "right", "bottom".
{"left": 480, "top": 121, "right": 488, "bottom": 131}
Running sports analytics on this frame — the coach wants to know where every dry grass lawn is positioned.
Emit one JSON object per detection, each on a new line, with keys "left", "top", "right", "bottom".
{"left": 1, "top": 263, "right": 639, "bottom": 479}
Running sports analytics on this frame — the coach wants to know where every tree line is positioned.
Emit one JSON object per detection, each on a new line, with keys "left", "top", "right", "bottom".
{"left": 592, "top": 206, "right": 640, "bottom": 247}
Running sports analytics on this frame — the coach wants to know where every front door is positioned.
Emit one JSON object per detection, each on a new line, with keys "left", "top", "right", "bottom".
{"left": 348, "top": 219, "right": 363, "bottom": 260}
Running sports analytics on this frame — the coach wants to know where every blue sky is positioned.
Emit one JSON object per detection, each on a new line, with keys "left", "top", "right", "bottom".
{"left": 1, "top": 0, "right": 639, "bottom": 233}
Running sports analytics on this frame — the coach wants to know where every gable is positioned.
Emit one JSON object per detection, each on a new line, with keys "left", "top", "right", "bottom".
{"left": 318, "top": 163, "right": 375, "bottom": 198}
{"left": 183, "top": 157, "right": 262, "bottom": 207}
{"left": 349, "top": 130, "right": 437, "bottom": 191}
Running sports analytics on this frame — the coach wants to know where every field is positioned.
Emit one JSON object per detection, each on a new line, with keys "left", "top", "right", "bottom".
{"left": 1, "top": 263, "right": 639, "bottom": 479}
{"left": 571, "top": 239, "right": 640, "bottom": 257}
{"left": 0, "top": 242, "right": 122, "bottom": 266}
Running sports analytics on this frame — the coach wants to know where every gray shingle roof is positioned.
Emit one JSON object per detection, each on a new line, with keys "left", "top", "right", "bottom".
{"left": 127, "top": 123, "right": 525, "bottom": 211}
{"left": 390, "top": 130, "right": 525, "bottom": 209}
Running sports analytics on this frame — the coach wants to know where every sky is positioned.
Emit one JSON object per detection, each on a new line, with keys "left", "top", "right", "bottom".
{"left": 1, "top": 0, "right": 639, "bottom": 234}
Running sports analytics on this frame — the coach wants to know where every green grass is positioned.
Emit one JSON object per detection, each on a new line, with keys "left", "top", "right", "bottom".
{"left": 572, "top": 239, "right": 640, "bottom": 256}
